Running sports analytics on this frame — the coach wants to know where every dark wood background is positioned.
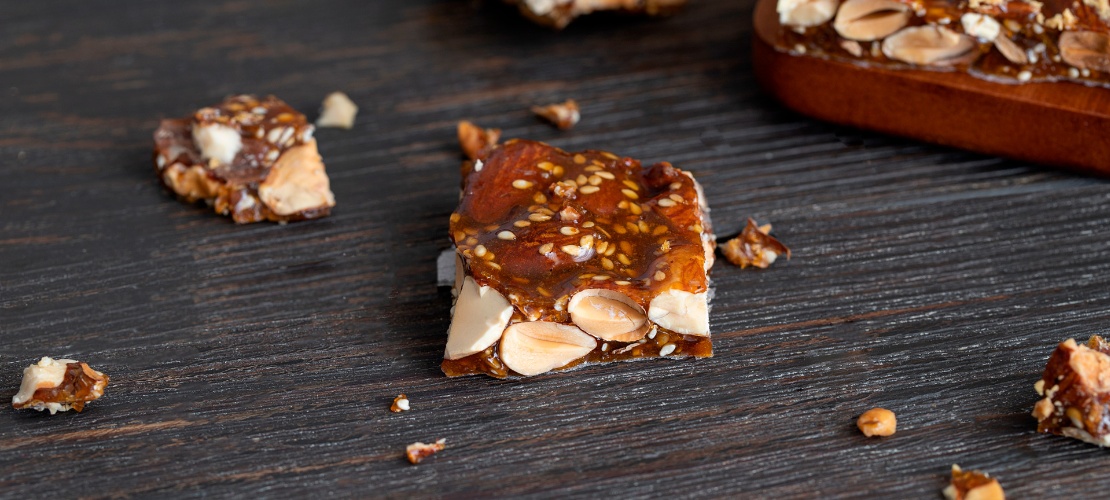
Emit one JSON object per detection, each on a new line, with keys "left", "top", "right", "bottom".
{"left": 3, "top": 1, "right": 1109, "bottom": 497}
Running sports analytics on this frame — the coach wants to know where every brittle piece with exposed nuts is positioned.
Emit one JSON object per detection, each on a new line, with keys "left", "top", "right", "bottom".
{"left": 507, "top": 0, "right": 688, "bottom": 29}
{"left": 943, "top": 465, "right": 1005, "bottom": 500}
{"left": 457, "top": 121, "right": 501, "bottom": 161}
{"left": 1032, "top": 336, "right": 1110, "bottom": 446}
{"left": 12, "top": 357, "right": 109, "bottom": 415}
{"left": 405, "top": 439, "right": 446, "bottom": 464}
{"left": 153, "top": 94, "right": 335, "bottom": 224}
{"left": 721, "top": 218, "right": 790, "bottom": 269}
{"left": 442, "top": 139, "right": 715, "bottom": 378}
{"left": 532, "top": 99, "right": 580, "bottom": 130}
{"left": 391, "top": 394, "right": 410, "bottom": 413}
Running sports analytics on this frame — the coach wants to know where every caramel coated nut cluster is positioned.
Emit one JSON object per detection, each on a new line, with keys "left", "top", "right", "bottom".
{"left": 508, "top": 0, "right": 688, "bottom": 29}
{"left": 532, "top": 99, "right": 581, "bottom": 130}
{"left": 721, "top": 218, "right": 790, "bottom": 269}
{"left": 405, "top": 439, "right": 446, "bottom": 464}
{"left": 1033, "top": 336, "right": 1110, "bottom": 446}
{"left": 943, "top": 465, "right": 1005, "bottom": 500}
{"left": 442, "top": 137, "right": 715, "bottom": 378}
{"left": 12, "top": 357, "right": 109, "bottom": 415}
{"left": 153, "top": 95, "right": 336, "bottom": 223}
{"left": 777, "top": 0, "right": 1110, "bottom": 86}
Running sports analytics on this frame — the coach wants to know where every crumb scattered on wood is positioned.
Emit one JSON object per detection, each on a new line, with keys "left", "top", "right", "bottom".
{"left": 391, "top": 394, "right": 410, "bottom": 413}
{"left": 721, "top": 218, "right": 790, "bottom": 269}
{"left": 457, "top": 121, "right": 500, "bottom": 160}
{"left": 856, "top": 407, "right": 896, "bottom": 437}
{"left": 405, "top": 438, "right": 446, "bottom": 464}
{"left": 943, "top": 465, "right": 1005, "bottom": 500}
{"left": 316, "top": 92, "right": 358, "bottom": 129}
{"left": 532, "top": 99, "right": 580, "bottom": 130}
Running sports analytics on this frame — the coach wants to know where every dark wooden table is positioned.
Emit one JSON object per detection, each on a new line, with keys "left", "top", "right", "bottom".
{"left": 3, "top": 1, "right": 1109, "bottom": 497}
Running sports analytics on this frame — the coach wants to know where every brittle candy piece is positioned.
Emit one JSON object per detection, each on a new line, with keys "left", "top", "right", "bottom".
{"left": 532, "top": 99, "right": 581, "bottom": 130}
{"left": 458, "top": 121, "right": 501, "bottom": 161}
{"left": 942, "top": 465, "right": 1005, "bottom": 500}
{"left": 12, "top": 357, "right": 109, "bottom": 414}
{"left": 508, "top": 0, "right": 688, "bottom": 29}
{"left": 405, "top": 439, "right": 446, "bottom": 464}
{"left": 153, "top": 95, "right": 335, "bottom": 223}
{"left": 721, "top": 218, "right": 790, "bottom": 269}
{"left": 443, "top": 139, "right": 714, "bottom": 378}
{"left": 1033, "top": 337, "right": 1110, "bottom": 446}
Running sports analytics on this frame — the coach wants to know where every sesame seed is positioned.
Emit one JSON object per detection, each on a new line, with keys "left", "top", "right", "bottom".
{"left": 653, "top": 226, "right": 668, "bottom": 236}
{"left": 669, "top": 182, "right": 682, "bottom": 190}
{"left": 596, "top": 171, "right": 615, "bottom": 180}
{"left": 513, "top": 220, "right": 531, "bottom": 228}
{"left": 657, "top": 198, "right": 676, "bottom": 207}
{"left": 582, "top": 221, "right": 594, "bottom": 228}
{"left": 266, "top": 127, "right": 283, "bottom": 143}
{"left": 255, "top": 128, "right": 265, "bottom": 139}
{"left": 484, "top": 224, "right": 500, "bottom": 232}
{"left": 647, "top": 328, "right": 657, "bottom": 339}
{"left": 654, "top": 271, "right": 666, "bottom": 281}
{"left": 588, "top": 175, "right": 602, "bottom": 186}
{"left": 301, "top": 125, "right": 315, "bottom": 143}
{"left": 513, "top": 179, "right": 533, "bottom": 189}
{"left": 613, "top": 225, "right": 627, "bottom": 234}
{"left": 622, "top": 189, "right": 639, "bottom": 199}
{"left": 552, "top": 166, "right": 565, "bottom": 177}
{"left": 474, "top": 245, "right": 488, "bottom": 257}
{"left": 601, "top": 257, "right": 615, "bottom": 270}
{"left": 533, "top": 193, "right": 547, "bottom": 204}
{"left": 537, "top": 161, "right": 554, "bottom": 171}
{"left": 450, "top": 213, "right": 461, "bottom": 222}
{"left": 561, "top": 245, "right": 581, "bottom": 256}
{"left": 573, "top": 154, "right": 586, "bottom": 164}
{"left": 576, "top": 174, "right": 588, "bottom": 185}
{"left": 539, "top": 243, "right": 554, "bottom": 254}
{"left": 252, "top": 106, "right": 267, "bottom": 114}
{"left": 483, "top": 251, "right": 496, "bottom": 261}
{"left": 601, "top": 152, "right": 618, "bottom": 160}
{"left": 579, "top": 185, "right": 600, "bottom": 194}
{"left": 454, "top": 230, "right": 466, "bottom": 242}
{"left": 592, "top": 275, "right": 610, "bottom": 280}
{"left": 579, "top": 235, "right": 594, "bottom": 248}
{"left": 604, "top": 245, "right": 616, "bottom": 256}
{"left": 622, "top": 180, "right": 639, "bottom": 191}
{"left": 560, "top": 226, "right": 579, "bottom": 236}
{"left": 618, "top": 201, "right": 629, "bottom": 209}
{"left": 1017, "top": 70, "right": 1032, "bottom": 82}
{"left": 465, "top": 237, "right": 477, "bottom": 245}
{"left": 669, "top": 194, "right": 684, "bottom": 202}
{"left": 474, "top": 160, "right": 484, "bottom": 171}
{"left": 601, "top": 343, "right": 610, "bottom": 352}
{"left": 596, "top": 241, "right": 609, "bottom": 254}
{"left": 615, "top": 280, "right": 631, "bottom": 286}
{"left": 488, "top": 262, "right": 502, "bottom": 270}
{"left": 497, "top": 231, "right": 516, "bottom": 240}
{"left": 1069, "top": 67, "right": 1080, "bottom": 78}
{"left": 156, "top": 155, "right": 166, "bottom": 168}
{"left": 627, "top": 222, "right": 640, "bottom": 234}
{"left": 638, "top": 221, "right": 650, "bottom": 233}
{"left": 659, "top": 344, "right": 676, "bottom": 356}
{"left": 628, "top": 203, "right": 642, "bottom": 215}
{"left": 265, "top": 149, "right": 280, "bottom": 162}
{"left": 618, "top": 254, "right": 632, "bottom": 265}
{"left": 529, "top": 213, "right": 551, "bottom": 222}
{"left": 620, "top": 241, "right": 634, "bottom": 254}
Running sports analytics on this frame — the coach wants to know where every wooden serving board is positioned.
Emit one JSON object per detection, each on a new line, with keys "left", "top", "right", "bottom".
{"left": 752, "top": 0, "right": 1110, "bottom": 177}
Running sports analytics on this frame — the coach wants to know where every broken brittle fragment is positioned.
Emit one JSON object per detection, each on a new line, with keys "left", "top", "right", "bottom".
{"left": 12, "top": 357, "right": 109, "bottom": 415}
{"left": 721, "top": 218, "right": 790, "bottom": 269}
{"left": 532, "top": 99, "right": 581, "bottom": 130}
{"left": 316, "top": 91, "right": 359, "bottom": 129}
{"left": 443, "top": 138, "right": 715, "bottom": 378}
{"left": 507, "top": 0, "right": 688, "bottom": 29}
{"left": 405, "top": 439, "right": 446, "bottom": 464}
{"left": 1032, "top": 336, "right": 1110, "bottom": 446}
{"left": 943, "top": 465, "right": 1005, "bottom": 500}
{"left": 153, "top": 95, "right": 335, "bottom": 223}
{"left": 457, "top": 121, "right": 501, "bottom": 161}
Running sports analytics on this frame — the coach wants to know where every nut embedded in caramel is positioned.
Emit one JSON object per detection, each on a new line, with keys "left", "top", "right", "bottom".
{"left": 445, "top": 276, "right": 514, "bottom": 360}
{"left": 832, "top": 0, "right": 911, "bottom": 42}
{"left": 499, "top": 321, "right": 597, "bottom": 376}
{"left": 567, "top": 289, "right": 650, "bottom": 342}
{"left": 532, "top": 99, "right": 580, "bottom": 130}
{"left": 12, "top": 357, "right": 109, "bottom": 414}
{"left": 881, "top": 26, "right": 979, "bottom": 66}
{"left": 721, "top": 218, "right": 790, "bottom": 269}
{"left": 405, "top": 438, "right": 446, "bottom": 464}
{"left": 457, "top": 121, "right": 501, "bottom": 161}
{"left": 1032, "top": 337, "right": 1110, "bottom": 446}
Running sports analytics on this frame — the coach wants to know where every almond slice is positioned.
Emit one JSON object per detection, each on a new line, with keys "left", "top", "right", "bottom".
{"left": 777, "top": 0, "right": 838, "bottom": 28}
{"left": 257, "top": 141, "right": 336, "bottom": 216}
{"left": 647, "top": 289, "right": 710, "bottom": 337}
{"left": 1060, "top": 31, "right": 1110, "bottom": 73}
{"left": 833, "top": 0, "right": 912, "bottom": 42}
{"left": 568, "top": 289, "right": 650, "bottom": 342}
{"left": 881, "top": 26, "right": 978, "bottom": 66}
{"left": 444, "top": 276, "right": 514, "bottom": 360}
{"left": 499, "top": 322, "right": 596, "bottom": 376}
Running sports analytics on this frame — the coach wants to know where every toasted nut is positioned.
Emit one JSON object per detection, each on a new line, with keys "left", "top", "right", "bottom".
{"left": 1059, "top": 31, "right": 1110, "bottom": 73}
{"left": 568, "top": 289, "right": 650, "bottom": 342}
{"left": 993, "top": 35, "right": 1029, "bottom": 65}
{"left": 192, "top": 123, "right": 242, "bottom": 165}
{"left": 647, "top": 289, "right": 710, "bottom": 336}
{"left": 882, "top": 26, "right": 978, "bottom": 66}
{"left": 857, "top": 408, "right": 896, "bottom": 437}
{"left": 316, "top": 91, "right": 359, "bottom": 129}
{"left": 960, "top": 13, "right": 1000, "bottom": 41}
{"left": 722, "top": 218, "right": 790, "bottom": 269}
{"left": 943, "top": 465, "right": 1005, "bottom": 500}
{"left": 532, "top": 99, "right": 580, "bottom": 130}
{"left": 391, "top": 394, "right": 410, "bottom": 413}
{"left": 444, "top": 276, "right": 514, "bottom": 360}
{"left": 258, "top": 141, "right": 336, "bottom": 216}
{"left": 12, "top": 357, "right": 109, "bottom": 414}
{"left": 457, "top": 121, "right": 501, "bottom": 161}
{"left": 499, "top": 322, "right": 596, "bottom": 376}
{"left": 405, "top": 438, "right": 446, "bottom": 464}
{"left": 777, "top": 0, "right": 838, "bottom": 28}
{"left": 833, "top": 0, "right": 912, "bottom": 41}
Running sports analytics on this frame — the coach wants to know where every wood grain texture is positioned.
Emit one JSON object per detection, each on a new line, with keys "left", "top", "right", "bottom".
{"left": 752, "top": 0, "right": 1110, "bottom": 177}
{"left": 2, "top": 0, "right": 1110, "bottom": 498}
